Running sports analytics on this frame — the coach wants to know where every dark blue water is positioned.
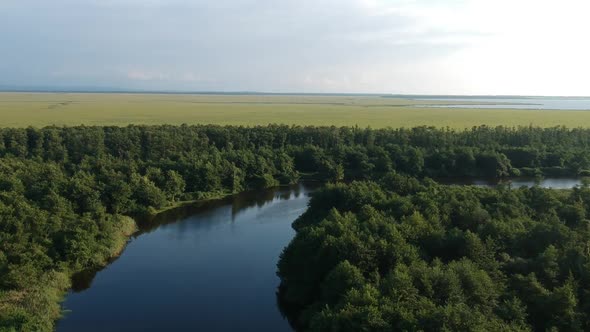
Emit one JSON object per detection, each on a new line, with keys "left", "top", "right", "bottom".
{"left": 57, "top": 184, "right": 312, "bottom": 332}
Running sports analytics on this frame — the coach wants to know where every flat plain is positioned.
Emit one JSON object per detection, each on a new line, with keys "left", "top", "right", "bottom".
{"left": 1, "top": 92, "right": 589, "bottom": 128}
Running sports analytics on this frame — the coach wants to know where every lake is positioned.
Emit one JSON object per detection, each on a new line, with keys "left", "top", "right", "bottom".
{"left": 413, "top": 96, "right": 590, "bottom": 110}
{"left": 57, "top": 184, "right": 314, "bottom": 332}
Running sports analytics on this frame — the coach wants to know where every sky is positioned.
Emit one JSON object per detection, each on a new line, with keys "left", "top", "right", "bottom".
{"left": 1, "top": 0, "right": 589, "bottom": 95}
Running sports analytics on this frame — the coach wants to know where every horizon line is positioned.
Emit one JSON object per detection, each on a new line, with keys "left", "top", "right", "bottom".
{"left": 0, "top": 87, "right": 589, "bottom": 99}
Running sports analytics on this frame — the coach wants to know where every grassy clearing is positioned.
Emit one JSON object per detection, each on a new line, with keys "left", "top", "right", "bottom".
{"left": 1, "top": 92, "right": 590, "bottom": 128}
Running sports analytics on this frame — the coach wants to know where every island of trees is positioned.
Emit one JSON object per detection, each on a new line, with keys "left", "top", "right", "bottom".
{"left": 1, "top": 124, "right": 590, "bottom": 331}
{"left": 278, "top": 179, "right": 590, "bottom": 331}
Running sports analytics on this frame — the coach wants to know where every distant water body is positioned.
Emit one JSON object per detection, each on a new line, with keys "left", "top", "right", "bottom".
{"left": 413, "top": 96, "right": 590, "bottom": 110}
{"left": 436, "top": 177, "right": 582, "bottom": 189}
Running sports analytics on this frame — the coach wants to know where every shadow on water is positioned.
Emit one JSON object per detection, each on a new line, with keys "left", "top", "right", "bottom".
{"left": 69, "top": 182, "right": 318, "bottom": 293}
{"left": 276, "top": 284, "right": 307, "bottom": 332}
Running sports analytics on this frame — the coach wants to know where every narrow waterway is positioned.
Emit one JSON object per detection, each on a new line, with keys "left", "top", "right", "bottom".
{"left": 435, "top": 177, "right": 582, "bottom": 189}
{"left": 56, "top": 178, "right": 583, "bottom": 331}
{"left": 58, "top": 184, "right": 313, "bottom": 332}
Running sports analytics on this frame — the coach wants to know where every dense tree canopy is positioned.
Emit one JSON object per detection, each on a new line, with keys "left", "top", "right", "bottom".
{"left": 1, "top": 124, "right": 590, "bottom": 331}
{"left": 278, "top": 180, "right": 590, "bottom": 331}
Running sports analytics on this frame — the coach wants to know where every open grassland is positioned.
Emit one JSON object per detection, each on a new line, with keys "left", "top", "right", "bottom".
{"left": 1, "top": 92, "right": 590, "bottom": 128}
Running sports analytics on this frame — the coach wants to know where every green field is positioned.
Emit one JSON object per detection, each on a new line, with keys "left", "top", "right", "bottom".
{"left": 1, "top": 92, "right": 589, "bottom": 128}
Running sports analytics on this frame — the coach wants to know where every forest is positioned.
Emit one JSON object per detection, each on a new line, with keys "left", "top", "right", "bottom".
{"left": 278, "top": 180, "right": 590, "bottom": 331}
{"left": 1, "top": 124, "right": 590, "bottom": 331}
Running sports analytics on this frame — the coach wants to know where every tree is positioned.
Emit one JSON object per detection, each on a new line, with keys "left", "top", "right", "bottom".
{"left": 321, "top": 260, "right": 366, "bottom": 305}
{"left": 163, "top": 170, "right": 185, "bottom": 201}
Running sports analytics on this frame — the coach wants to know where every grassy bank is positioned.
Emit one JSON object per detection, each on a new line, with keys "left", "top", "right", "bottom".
{"left": 0, "top": 216, "right": 136, "bottom": 332}
{"left": 146, "top": 190, "right": 234, "bottom": 216}
{"left": 45, "top": 195, "right": 231, "bottom": 331}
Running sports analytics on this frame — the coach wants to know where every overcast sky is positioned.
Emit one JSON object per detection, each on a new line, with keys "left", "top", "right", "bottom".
{"left": 1, "top": 0, "right": 589, "bottom": 95}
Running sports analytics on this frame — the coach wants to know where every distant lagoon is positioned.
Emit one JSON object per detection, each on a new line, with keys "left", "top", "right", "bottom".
{"left": 413, "top": 96, "right": 590, "bottom": 110}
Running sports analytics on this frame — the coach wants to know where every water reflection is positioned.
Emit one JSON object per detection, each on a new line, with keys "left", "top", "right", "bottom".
{"left": 59, "top": 183, "right": 315, "bottom": 332}
{"left": 70, "top": 184, "right": 314, "bottom": 293}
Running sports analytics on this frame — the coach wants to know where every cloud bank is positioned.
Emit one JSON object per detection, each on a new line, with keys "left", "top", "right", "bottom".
{"left": 1, "top": 0, "right": 589, "bottom": 95}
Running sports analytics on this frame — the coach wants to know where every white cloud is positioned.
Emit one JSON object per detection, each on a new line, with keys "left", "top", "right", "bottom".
{"left": 1, "top": 0, "right": 589, "bottom": 95}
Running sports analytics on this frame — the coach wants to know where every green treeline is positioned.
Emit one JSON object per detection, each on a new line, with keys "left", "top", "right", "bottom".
{"left": 278, "top": 179, "right": 590, "bottom": 331}
{"left": 1, "top": 124, "right": 590, "bottom": 331}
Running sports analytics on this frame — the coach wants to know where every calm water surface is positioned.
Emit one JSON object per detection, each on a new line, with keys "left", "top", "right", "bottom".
{"left": 414, "top": 97, "right": 590, "bottom": 110}
{"left": 58, "top": 184, "right": 313, "bottom": 332}
{"left": 436, "top": 177, "right": 582, "bottom": 189}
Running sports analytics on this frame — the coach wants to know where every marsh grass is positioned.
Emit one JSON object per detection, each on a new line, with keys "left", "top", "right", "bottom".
{"left": 2, "top": 93, "right": 589, "bottom": 128}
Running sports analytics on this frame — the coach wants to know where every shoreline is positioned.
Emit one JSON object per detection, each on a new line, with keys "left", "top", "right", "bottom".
{"left": 54, "top": 186, "right": 292, "bottom": 330}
